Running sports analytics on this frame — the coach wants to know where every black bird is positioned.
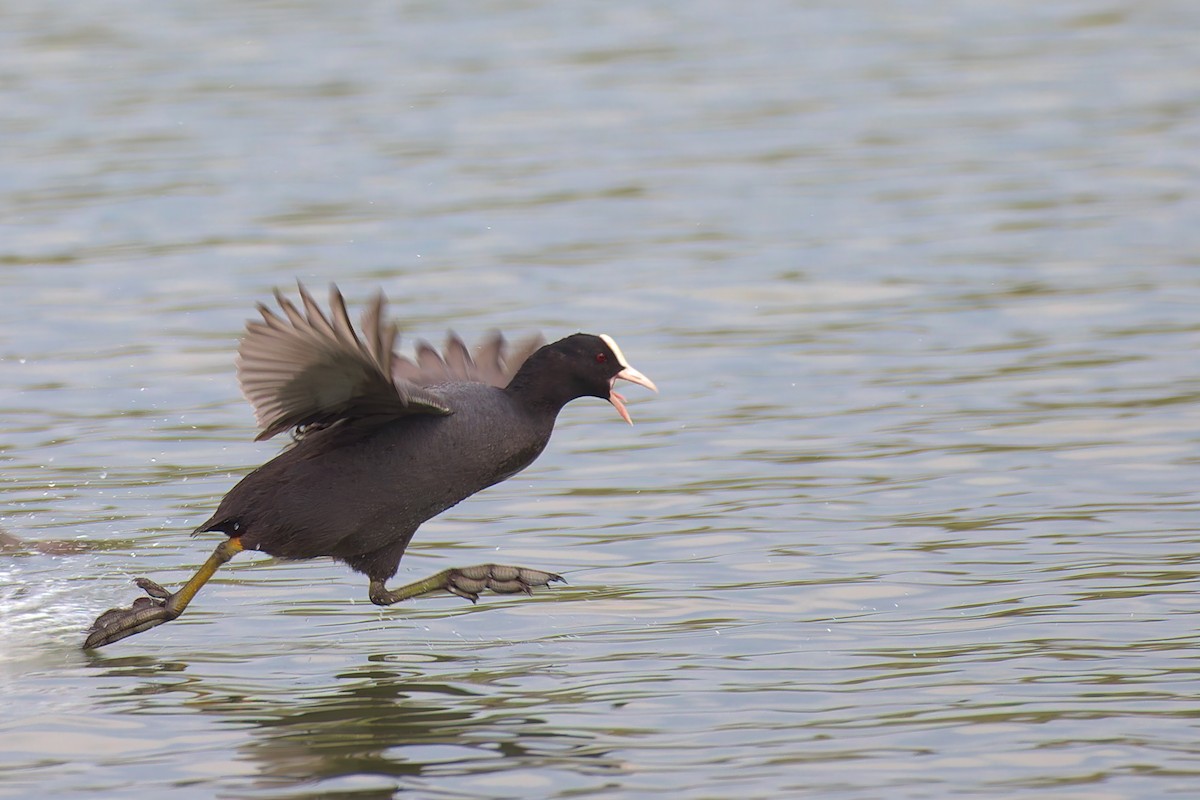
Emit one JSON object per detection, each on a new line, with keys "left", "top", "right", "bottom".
{"left": 84, "top": 284, "right": 656, "bottom": 649}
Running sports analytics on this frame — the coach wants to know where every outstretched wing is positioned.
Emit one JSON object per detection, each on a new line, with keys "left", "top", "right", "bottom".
{"left": 392, "top": 330, "right": 545, "bottom": 389}
{"left": 237, "top": 283, "right": 545, "bottom": 441}
{"left": 238, "top": 283, "right": 453, "bottom": 441}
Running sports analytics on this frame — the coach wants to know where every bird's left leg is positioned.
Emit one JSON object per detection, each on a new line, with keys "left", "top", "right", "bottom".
{"left": 368, "top": 564, "right": 565, "bottom": 606}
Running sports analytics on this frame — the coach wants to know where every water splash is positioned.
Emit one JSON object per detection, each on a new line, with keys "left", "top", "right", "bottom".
{"left": 0, "top": 562, "right": 96, "bottom": 667}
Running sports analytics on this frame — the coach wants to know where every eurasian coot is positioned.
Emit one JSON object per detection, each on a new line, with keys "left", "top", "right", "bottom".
{"left": 83, "top": 283, "right": 656, "bottom": 649}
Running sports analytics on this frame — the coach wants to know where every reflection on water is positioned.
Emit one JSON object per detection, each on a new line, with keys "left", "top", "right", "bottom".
{"left": 225, "top": 659, "right": 621, "bottom": 796}
{"left": 5, "top": 0, "right": 1200, "bottom": 798}
{"left": 73, "top": 647, "right": 644, "bottom": 798}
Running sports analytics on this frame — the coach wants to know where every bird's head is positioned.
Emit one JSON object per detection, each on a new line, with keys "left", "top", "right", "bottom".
{"left": 512, "top": 333, "right": 657, "bottom": 423}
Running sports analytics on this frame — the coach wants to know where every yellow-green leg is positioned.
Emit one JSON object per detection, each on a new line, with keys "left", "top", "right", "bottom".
{"left": 83, "top": 537, "right": 244, "bottom": 649}
{"left": 369, "top": 564, "right": 564, "bottom": 606}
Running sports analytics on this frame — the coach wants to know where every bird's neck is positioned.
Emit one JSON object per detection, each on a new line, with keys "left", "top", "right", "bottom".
{"left": 504, "top": 355, "right": 579, "bottom": 418}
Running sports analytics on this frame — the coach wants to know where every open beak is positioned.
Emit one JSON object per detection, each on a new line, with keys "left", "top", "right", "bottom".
{"left": 609, "top": 365, "right": 658, "bottom": 425}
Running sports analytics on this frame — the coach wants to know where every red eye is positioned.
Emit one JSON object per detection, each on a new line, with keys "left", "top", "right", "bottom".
{"left": 595, "top": 352, "right": 607, "bottom": 364}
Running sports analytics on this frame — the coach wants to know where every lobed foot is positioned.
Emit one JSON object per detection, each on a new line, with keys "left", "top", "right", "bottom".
{"left": 83, "top": 578, "right": 180, "bottom": 650}
{"left": 444, "top": 564, "right": 565, "bottom": 602}
{"left": 370, "top": 563, "right": 565, "bottom": 606}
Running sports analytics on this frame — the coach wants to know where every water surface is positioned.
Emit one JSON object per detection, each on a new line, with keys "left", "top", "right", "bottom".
{"left": 3, "top": 1, "right": 1200, "bottom": 798}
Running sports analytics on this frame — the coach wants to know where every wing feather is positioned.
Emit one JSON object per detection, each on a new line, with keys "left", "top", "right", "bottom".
{"left": 442, "top": 334, "right": 471, "bottom": 380}
{"left": 238, "top": 283, "right": 451, "bottom": 441}
{"left": 390, "top": 329, "right": 545, "bottom": 389}
{"left": 237, "top": 282, "right": 546, "bottom": 441}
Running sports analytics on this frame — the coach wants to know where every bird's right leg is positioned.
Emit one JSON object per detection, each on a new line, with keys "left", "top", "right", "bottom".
{"left": 368, "top": 564, "right": 565, "bottom": 606}
{"left": 83, "top": 537, "right": 244, "bottom": 649}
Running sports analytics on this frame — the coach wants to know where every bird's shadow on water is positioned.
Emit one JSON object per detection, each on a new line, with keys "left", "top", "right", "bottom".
{"left": 86, "top": 650, "right": 625, "bottom": 796}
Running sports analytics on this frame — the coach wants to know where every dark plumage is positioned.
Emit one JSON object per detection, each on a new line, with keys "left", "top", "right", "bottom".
{"left": 83, "top": 283, "right": 656, "bottom": 649}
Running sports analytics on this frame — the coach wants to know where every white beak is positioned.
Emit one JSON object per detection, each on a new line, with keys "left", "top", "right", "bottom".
{"left": 599, "top": 334, "right": 657, "bottom": 424}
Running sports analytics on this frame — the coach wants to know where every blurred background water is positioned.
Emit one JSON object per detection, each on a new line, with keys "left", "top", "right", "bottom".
{"left": 4, "top": 1, "right": 1200, "bottom": 798}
